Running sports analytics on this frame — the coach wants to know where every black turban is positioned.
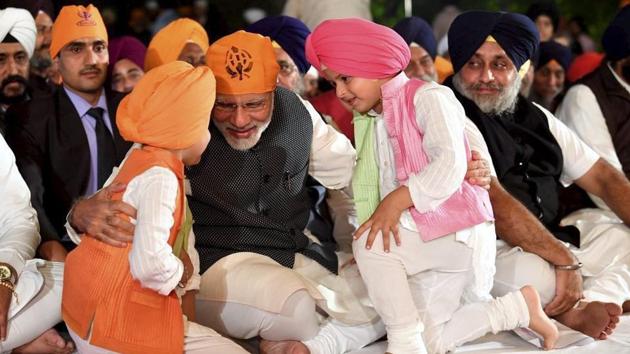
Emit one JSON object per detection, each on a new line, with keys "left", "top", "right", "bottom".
{"left": 393, "top": 16, "right": 437, "bottom": 60}
{"left": 602, "top": 5, "right": 630, "bottom": 61}
{"left": 247, "top": 15, "right": 311, "bottom": 74}
{"left": 448, "top": 11, "right": 540, "bottom": 73}
{"left": 0, "top": 0, "right": 54, "bottom": 19}
{"left": 535, "top": 41, "right": 572, "bottom": 72}
{"left": 526, "top": 2, "right": 560, "bottom": 32}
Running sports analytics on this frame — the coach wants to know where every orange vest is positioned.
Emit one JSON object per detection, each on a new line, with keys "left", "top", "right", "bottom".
{"left": 62, "top": 146, "right": 185, "bottom": 354}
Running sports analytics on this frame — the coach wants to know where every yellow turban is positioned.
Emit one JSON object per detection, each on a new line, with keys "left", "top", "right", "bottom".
{"left": 144, "top": 18, "right": 209, "bottom": 72}
{"left": 206, "top": 30, "right": 279, "bottom": 95}
{"left": 50, "top": 4, "right": 107, "bottom": 59}
{"left": 116, "top": 61, "right": 216, "bottom": 150}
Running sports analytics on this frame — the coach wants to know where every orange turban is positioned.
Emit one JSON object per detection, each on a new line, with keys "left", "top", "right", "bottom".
{"left": 144, "top": 18, "right": 209, "bottom": 72}
{"left": 206, "top": 30, "right": 279, "bottom": 95}
{"left": 50, "top": 4, "right": 107, "bottom": 59}
{"left": 116, "top": 61, "right": 216, "bottom": 150}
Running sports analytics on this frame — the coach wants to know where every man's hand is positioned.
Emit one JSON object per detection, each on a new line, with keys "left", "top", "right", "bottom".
{"left": 0, "top": 285, "right": 12, "bottom": 341}
{"left": 544, "top": 269, "right": 584, "bottom": 317}
{"left": 38, "top": 240, "right": 68, "bottom": 262}
{"left": 70, "top": 183, "right": 136, "bottom": 247}
{"left": 353, "top": 186, "right": 412, "bottom": 252}
{"left": 466, "top": 150, "right": 491, "bottom": 190}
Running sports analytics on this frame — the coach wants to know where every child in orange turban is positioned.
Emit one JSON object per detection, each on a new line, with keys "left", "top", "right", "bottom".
{"left": 62, "top": 61, "right": 247, "bottom": 354}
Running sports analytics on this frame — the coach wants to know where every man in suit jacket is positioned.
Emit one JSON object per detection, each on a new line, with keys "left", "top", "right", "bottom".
{"left": 6, "top": 4, "right": 131, "bottom": 261}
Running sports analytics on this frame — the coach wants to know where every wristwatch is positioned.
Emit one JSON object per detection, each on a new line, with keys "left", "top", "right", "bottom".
{"left": 0, "top": 263, "right": 15, "bottom": 284}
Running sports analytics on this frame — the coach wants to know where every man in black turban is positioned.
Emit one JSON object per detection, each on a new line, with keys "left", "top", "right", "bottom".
{"left": 393, "top": 16, "right": 438, "bottom": 82}
{"left": 531, "top": 41, "right": 572, "bottom": 111}
{"left": 445, "top": 10, "right": 630, "bottom": 340}
{"left": 558, "top": 5, "right": 630, "bottom": 186}
{"left": 247, "top": 15, "right": 311, "bottom": 96}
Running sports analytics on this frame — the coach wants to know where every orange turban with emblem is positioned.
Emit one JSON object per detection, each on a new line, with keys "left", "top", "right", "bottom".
{"left": 144, "top": 18, "right": 209, "bottom": 72}
{"left": 116, "top": 61, "right": 216, "bottom": 150}
{"left": 50, "top": 4, "right": 107, "bottom": 59}
{"left": 206, "top": 30, "right": 279, "bottom": 95}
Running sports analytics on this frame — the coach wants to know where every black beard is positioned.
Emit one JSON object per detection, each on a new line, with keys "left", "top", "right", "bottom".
{"left": 30, "top": 53, "right": 52, "bottom": 71}
{"left": 0, "top": 75, "right": 31, "bottom": 106}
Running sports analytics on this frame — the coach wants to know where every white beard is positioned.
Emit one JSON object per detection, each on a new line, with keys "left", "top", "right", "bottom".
{"left": 453, "top": 72, "right": 522, "bottom": 116}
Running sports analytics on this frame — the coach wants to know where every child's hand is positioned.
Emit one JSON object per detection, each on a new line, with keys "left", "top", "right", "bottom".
{"left": 179, "top": 249, "right": 193, "bottom": 287}
{"left": 353, "top": 186, "right": 412, "bottom": 252}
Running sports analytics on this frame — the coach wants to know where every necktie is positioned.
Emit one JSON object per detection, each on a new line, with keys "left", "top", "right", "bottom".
{"left": 352, "top": 113, "right": 381, "bottom": 224}
{"left": 87, "top": 107, "right": 116, "bottom": 188}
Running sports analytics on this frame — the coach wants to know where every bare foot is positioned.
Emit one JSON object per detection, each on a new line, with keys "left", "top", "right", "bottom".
{"left": 260, "top": 339, "right": 310, "bottom": 354}
{"left": 623, "top": 300, "right": 630, "bottom": 313}
{"left": 521, "top": 285, "right": 559, "bottom": 350}
{"left": 13, "top": 328, "right": 74, "bottom": 354}
{"left": 555, "top": 301, "right": 622, "bottom": 340}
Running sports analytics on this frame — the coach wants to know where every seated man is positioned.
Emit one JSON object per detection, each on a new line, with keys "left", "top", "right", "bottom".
{"left": 445, "top": 10, "right": 630, "bottom": 339}
{"left": 393, "top": 16, "right": 439, "bottom": 82}
{"left": 0, "top": 7, "right": 36, "bottom": 136}
{"left": 144, "top": 18, "right": 209, "bottom": 71}
{"left": 6, "top": 4, "right": 131, "bottom": 261}
{"left": 107, "top": 36, "right": 146, "bottom": 93}
{"left": 0, "top": 134, "right": 71, "bottom": 353}
{"left": 530, "top": 40, "right": 572, "bottom": 112}
{"left": 557, "top": 6, "right": 630, "bottom": 208}
{"left": 247, "top": 15, "right": 311, "bottom": 98}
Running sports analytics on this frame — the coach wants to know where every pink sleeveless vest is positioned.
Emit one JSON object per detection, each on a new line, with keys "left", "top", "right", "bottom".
{"left": 381, "top": 74, "right": 494, "bottom": 241}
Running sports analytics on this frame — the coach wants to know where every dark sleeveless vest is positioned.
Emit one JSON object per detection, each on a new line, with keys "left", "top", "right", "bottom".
{"left": 579, "top": 63, "right": 630, "bottom": 176}
{"left": 445, "top": 77, "right": 580, "bottom": 247}
{"left": 188, "top": 87, "right": 338, "bottom": 274}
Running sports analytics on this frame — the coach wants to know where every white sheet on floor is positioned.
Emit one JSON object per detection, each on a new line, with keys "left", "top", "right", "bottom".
{"left": 351, "top": 315, "right": 630, "bottom": 354}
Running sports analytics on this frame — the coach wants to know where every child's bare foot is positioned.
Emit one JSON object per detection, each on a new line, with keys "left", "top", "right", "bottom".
{"left": 260, "top": 339, "right": 310, "bottom": 354}
{"left": 12, "top": 328, "right": 74, "bottom": 354}
{"left": 555, "top": 301, "right": 622, "bottom": 339}
{"left": 521, "top": 285, "right": 559, "bottom": 350}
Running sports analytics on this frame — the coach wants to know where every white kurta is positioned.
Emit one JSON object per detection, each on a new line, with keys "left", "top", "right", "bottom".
{"left": 556, "top": 63, "right": 630, "bottom": 209}
{"left": 0, "top": 135, "right": 63, "bottom": 352}
{"left": 466, "top": 102, "right": 630, "bottom": 306}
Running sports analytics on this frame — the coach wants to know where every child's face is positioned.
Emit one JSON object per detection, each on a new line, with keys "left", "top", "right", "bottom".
{"left": 322, "top": 67, "right": 384, "bottom": 114}
{"left": 182, "top": 130, "right": 211, "bottom": 166}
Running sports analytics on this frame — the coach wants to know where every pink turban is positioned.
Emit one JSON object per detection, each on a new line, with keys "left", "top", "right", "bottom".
{"left": 305, "top": 18, "right": 410, "bottom": 79}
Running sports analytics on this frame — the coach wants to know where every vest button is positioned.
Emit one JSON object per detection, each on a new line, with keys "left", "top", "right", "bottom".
{"left": 263, "top": 174, "right": 270, "bottom": 183}
{"left": 289, "top": 228, "right": 296, "bottom": 236}
{"left": 261, "top": 209, "right": 269, "bottom": 216}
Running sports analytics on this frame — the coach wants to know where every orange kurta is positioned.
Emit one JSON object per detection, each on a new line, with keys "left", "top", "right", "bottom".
{"left": 62, "top": 147, "right": 185, "bottom": 354}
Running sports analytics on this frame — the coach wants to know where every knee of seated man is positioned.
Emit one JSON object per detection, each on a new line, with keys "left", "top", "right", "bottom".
{"left": 494, "top": 249, "right": 556, "bottom": 304}
{"left": 260, "top": 290, "right": 320, "bottom": 341}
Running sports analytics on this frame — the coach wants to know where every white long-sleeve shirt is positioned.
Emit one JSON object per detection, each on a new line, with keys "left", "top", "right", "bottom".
{"left": 0, "top": 135, "right": 40, "bottom": 277}
{"left": 304, "top": 97, "right": 357, "bottom": 189}
{"left": 466, "top": 102, "right": 600, "bottom": 186}
{"left": 67, "top": 147, "right": 200, "bottom": 296}
{"left": 370, "top": 81, "right": 473, "bottom": 232}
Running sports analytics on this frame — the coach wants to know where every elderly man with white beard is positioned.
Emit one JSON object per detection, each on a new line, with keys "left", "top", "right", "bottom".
{"left": 444, "top": 10, "right": 630, "bottom": 340}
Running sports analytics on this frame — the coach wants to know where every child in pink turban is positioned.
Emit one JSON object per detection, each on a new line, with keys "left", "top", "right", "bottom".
{"left": 305, "top": 18, "right": 558, "bottom": 354}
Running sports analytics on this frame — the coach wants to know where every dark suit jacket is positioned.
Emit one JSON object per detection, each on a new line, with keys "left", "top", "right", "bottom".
{"left": 5, "top": 86, "right": 131, "bottom": 245}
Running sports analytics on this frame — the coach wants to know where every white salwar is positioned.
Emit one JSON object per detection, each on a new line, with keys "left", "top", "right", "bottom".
{"left": 353, "top": 81, "right": 529, "bottom": 354}
{"left": 0, "top": 135, "right": 63, "bottom": 353}
{"left": 467, "top": 102, "right": 630, "bottom": 307}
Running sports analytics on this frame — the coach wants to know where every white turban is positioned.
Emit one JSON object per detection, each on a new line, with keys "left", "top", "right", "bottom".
{"left": 0, "top": 7, "right": 37, "bottom": 58}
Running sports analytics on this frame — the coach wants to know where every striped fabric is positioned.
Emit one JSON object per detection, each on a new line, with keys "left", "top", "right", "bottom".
{"left": 352, "top": 112, "right": 381, "bottom": 224}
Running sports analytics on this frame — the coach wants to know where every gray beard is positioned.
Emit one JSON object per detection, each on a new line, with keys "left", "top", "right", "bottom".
{"left": 453, "top": 72, "right": 522, "bottom": 117}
